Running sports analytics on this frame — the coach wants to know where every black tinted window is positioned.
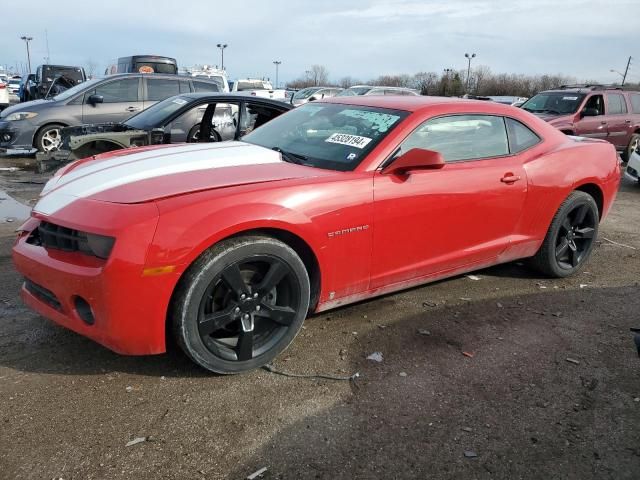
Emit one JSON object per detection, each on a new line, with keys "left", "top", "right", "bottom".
{"left": 146, "top": 78, "right": 180, "bottom": 101}
{"left": 193, "top": 80, "right": 220, "bottom": 93}
{"left": 607, "top": 94, "right": 627, "bottom": 114}
{"left": 400, "top": 115, "right": 509, "bottom": 162}
{"left": 630, "top": 94, "right": 640, "bottom": 114}
{"left": 91, "top": 78, "right": 139, "bottom": 103}
{"left": 506, "top": 118, "right": 540, "bottom": 153}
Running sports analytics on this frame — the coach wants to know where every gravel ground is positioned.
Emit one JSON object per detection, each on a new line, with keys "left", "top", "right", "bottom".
{"left": 0, "top": 157, "right": 639, "bottom": 480}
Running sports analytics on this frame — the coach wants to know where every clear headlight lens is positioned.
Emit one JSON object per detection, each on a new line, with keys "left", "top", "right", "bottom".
{"left": 5, "top": 111, "right": 38, "bottom": 121}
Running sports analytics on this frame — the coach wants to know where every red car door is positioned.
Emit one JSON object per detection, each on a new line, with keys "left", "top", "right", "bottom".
{"left": 371, "top": 114, "right": 529, "bottom": 289}
{"left": 575, "top": 94, "right": 608, "bottom": 140}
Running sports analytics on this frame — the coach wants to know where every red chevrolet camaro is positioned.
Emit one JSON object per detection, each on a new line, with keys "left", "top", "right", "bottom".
{"left": 13, "top": 96, "right": 620, "bottom": 373}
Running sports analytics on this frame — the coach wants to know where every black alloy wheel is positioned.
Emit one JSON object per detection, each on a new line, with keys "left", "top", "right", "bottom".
{"left": 531, "top": 191, "right": 599, "bottom": 277}
{"left": 172, "top": 236, "right": 310, "bottom": 374}
{"left": 553, "top": 203, "right": 596, "bottom": 270}
{"left": 198, "top": 255, "right": 300, "bottom": 362}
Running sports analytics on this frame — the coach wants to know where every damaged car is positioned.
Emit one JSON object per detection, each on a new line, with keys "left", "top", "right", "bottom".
{"left": 39, "top": 93, "right": 292, "bottom": 167}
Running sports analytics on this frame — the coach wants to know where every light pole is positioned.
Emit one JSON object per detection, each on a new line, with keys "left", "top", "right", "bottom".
{"left": 443, "top": 68, "right": 453, "bottom": 96}
{"left": 216, "top": 43, "right": 228, "bottom": 70}
{"left": 273, "top": 61, "right": 282, "bottom": 88}
{"left": 610, "top": 69, "right": 625, "bottom": 84}
{"left": 20, "top": 36, "right": 33, "bottom": 73}
{"left": 611, "top": 56, "right": 632, "bottom": 86}
{"left": 465, "top": 53, "right": 476, "bottom": 93}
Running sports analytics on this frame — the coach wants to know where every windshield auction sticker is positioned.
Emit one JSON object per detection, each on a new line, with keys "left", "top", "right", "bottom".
{"left": 325, "top": 133, "right": 372, "bottom": 149}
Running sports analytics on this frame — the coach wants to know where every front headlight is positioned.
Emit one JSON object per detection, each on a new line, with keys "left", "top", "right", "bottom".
{"left": 81, "top": 233, "right": 116, "bottom": 259}
{"left": 5, "top": 112, "right": 38, "bottom": 121}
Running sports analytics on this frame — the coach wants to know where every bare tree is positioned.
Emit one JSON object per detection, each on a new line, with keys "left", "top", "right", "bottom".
{"left": 309, "top": 65, "right": 329, "bottom": 86}
{"left": 412, "top": 72, "right": 439, "bottom": 95}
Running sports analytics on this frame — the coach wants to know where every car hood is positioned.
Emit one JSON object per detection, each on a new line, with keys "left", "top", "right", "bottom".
{"left": 0, "top": 98, "right": 54, "bottom": 118}
{"left": 33, "top": 142, "right": 330, "bottom": 216}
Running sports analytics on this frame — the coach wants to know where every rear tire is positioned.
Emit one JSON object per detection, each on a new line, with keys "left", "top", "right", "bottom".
{"left": 171, "top": 236, "right": 310, "bottom": 374}
{"left": 530, "top": 191, "right": 599, "bottom": 278}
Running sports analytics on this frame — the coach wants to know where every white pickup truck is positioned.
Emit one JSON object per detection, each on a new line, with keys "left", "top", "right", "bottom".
{"left": 231, "top": 79, "right": 286, "bottom": 100}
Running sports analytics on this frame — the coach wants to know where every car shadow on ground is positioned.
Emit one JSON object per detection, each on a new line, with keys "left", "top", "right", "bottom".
{"left": 0, "top": 260, "right": 546, "bottom": 379}
{"left": 231, "top": 285, "right": 640, "bottom": 480}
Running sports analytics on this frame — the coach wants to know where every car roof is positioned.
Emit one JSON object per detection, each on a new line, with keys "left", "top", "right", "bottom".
{"left": 321, "top": 94, "right": 516, "bottom": 113}
{"left": 173, "top": 92, "right": 293, "bottom": 107}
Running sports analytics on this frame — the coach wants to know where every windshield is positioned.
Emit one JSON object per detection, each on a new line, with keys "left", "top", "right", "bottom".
{"left": 336, "top": 87, "right": 372, "bottom": 97}
{"left": 293, "top": 87, "right": 321, "bottom": 100}
{"left": 237, "top": 80, "right": 271, "bottom": 91}
{"left": 521, "top": 93, "right": 586, "bottom": 114}
{"left": 52, "top": 77, "right": 102, "bottom": 102}
{"left": 125, "top": 96, "right": 190, "bottom": 129}
{"left": 242, "top": 103, "right": 408, "bottom": 171}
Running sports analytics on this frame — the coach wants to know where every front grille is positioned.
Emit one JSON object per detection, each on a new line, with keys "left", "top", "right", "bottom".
{"left": 28, "top": 221, "right": 88, "bottom": 254}
{"left": 24, "top": 279, "right": 62, "bottom": 311}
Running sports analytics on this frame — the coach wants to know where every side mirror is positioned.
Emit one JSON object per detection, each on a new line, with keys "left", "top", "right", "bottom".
{"left": 581, "top": 107, "right": 599, "bottom": 117}
{"left": 88, "top": 94, "right": 104, "bottom": 105}
{"left": 382, "top": 148, "right": 445, "bottom": 175}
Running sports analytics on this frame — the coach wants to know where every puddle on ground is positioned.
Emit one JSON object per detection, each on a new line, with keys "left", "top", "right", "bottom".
{"left": 0, "top": 190, "right": 32, "bottom": 223}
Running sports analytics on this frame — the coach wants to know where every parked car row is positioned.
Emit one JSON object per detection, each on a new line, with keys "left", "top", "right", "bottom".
{"left": 41, "top": 93, "right": 292, "bottom": 165}
{"left": 0, "top": 73, "right": 223, "bottom": 152}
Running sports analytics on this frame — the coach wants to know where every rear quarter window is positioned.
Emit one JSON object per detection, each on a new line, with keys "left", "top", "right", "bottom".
{"left": 607, "top": 93, "right": 627, "bottom": 114}
{"left": 630, "top": 94, "right": 640, "bottom": 114}
{"left": 505, "top": 118, "right": 541, "bottom": 153}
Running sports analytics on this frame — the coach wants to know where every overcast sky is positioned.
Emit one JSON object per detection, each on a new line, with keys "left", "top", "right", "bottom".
{"left": 1, "top": 0, "right": 637, "bottom": 84}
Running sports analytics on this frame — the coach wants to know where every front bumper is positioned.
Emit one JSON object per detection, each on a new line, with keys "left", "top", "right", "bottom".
{"left": 0, "top": 119, "right": 35, "bottom": 149}
{"left": 625, "top": 153, "right": 640, "bottom": 183}
{"left": 12, "top": 200, "right": 179, "bottom": 355}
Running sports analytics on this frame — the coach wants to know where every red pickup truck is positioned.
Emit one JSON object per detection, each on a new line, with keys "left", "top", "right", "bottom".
{"left": 521, "top": 85, "right": 640, "bottom": 160}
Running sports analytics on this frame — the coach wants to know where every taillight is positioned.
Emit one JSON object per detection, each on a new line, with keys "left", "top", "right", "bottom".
{"left": 0, "top": 84, "right": 6, "bottom": 89}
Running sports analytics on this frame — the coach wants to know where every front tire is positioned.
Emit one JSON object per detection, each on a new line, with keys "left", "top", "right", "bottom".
{"left": 530, "top": 191, "right": 599, "bottom": 277}
{"left": 171, "top": 236, "right": 310, "bottom": 374}
{"left": 187, "top": 124, "right": 221, "bottom": 143}
{"left": 624, "top": 133, "right": 640, "bottom": 162}
{"left": 35, "top": 123, "right": 64, "bottom": 152}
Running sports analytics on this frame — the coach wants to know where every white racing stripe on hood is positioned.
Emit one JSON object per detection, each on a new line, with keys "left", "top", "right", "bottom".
{"left": 35, "top": 142, "right": 282, "bottom": 216}
{"left": 41, "top": 142, "right": 250, "bottom": 195}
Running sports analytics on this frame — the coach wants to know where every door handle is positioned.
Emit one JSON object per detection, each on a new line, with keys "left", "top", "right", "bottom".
{"left": 625, "top": 120, "right": 632, "bottom": 124}
{"left": 600, "top": 121, "right": 607, "bottom": 125}
{"left": 501, "top": 174, "right": 521, "bottom": 184}
{"left": 126, "top": 106, "right": 140, "bottom": 112}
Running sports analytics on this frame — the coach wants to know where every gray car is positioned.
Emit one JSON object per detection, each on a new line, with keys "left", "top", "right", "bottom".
{"left": 0, "top": 73, "right": 221, "bottom": 152}
{"left": 290, "top": 86, "right": 343, "bottom": 106}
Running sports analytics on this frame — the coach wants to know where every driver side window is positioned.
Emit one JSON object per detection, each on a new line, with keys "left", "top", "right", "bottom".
{"left": 583, "top": 95, "right": 604, "bottom": 115}
{"left": 398, "top": 115, "right": 509, "bottom": 162}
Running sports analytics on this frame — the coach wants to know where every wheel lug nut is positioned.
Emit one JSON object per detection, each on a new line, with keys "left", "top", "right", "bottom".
{"left": 240, "top": 294, "right": 246, "bottom": 300}
{"left": 234, "top": 307, "right": 240, "bottom": 313}
{"left": 243, "top": 313, "right": 250, "bottom": 320}
{"left": 253, "top": 292, "right": 259, "bottom": 298}
{"left": 256, "top": 305, "right": 261, "bottom": 311}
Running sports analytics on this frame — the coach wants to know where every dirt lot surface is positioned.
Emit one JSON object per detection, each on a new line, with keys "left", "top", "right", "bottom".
{"left": 0, "top": 156, "right": 639, "bottom": 480}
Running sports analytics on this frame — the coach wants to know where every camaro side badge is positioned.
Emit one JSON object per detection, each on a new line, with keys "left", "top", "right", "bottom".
{"left": 328, "top": 225, "right": 370, "bottom": 238}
